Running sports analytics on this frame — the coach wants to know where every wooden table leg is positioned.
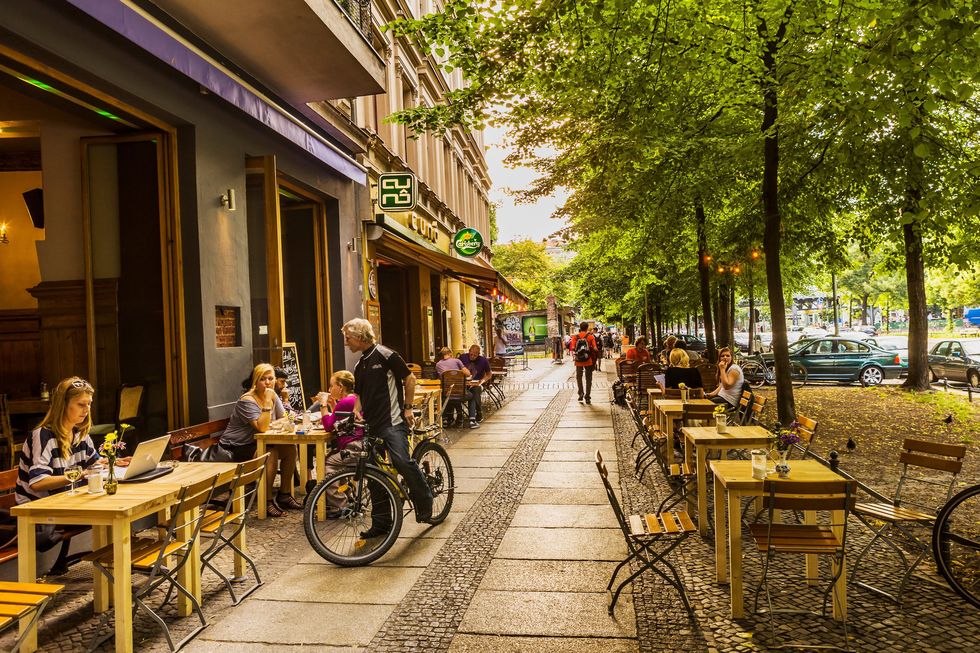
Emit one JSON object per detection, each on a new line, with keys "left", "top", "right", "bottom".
{"left": 257, "top": 440, "right": 267, "bottom": 520}
{"left": 664, "top": 415, "right": 675, "bottom": 454}
{"left": 175, "top": 506, "right": 198, "bottom": 617}
{"left": 728, "top": 488, "right": 744, "bottom": 618}
{"left": 805, "top": 509, "right": 819, "bottom": 585}
{"left": 832, "top": 508, "right": 847, "bottom": 621}
{"left": 315, "top": 440, "right": 326, "bottom": 521}
{"left": 17, "top": 518, "right": 37, "bottom": 653}
{"left": 112, "top": 521, "right": 134, "bottom": 653}
{"left": 232, "top": 481, "right": 247, "bottom": 578}
{"left": 714, "top": 475, "right": 727, "bottom": 584}
{"left": 92, "top": 525, "right": 110, "bottom": 613}
{"left": 299, "top": 443, "right": 309, "bottom": 493}
{"left": 696, "top": 446, "right": 709, "bottom": 535}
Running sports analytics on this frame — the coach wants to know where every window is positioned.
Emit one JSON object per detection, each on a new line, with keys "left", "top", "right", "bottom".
{"left": 949, "top": 343, "right": 965, "bottom": 358}
{"left": 933, "top": 342, "right": 950, "bottom": 356}
{"left": 812, "top": 340, "right": 834, "bottom": 354}
{"left": 840, "top": 340, "right": 869, "bottom": 353}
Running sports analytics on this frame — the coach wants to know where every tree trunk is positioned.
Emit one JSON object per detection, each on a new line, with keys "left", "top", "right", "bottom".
{"left": 831, "top": 272, "right": 839, "bottom": 336}
{"left": 748, "top": 282, "right": 756, "bottom": 354}
{"left": 696, "top": 201, "right": 716, "bottom": 362}
{"left": 760, "top": 19, "right": 795, "bottom": 424}
{"left": 729, "top": 284, "right": 736, "bottom": 347}
{"left": 902, "top": 220, "right": 930, "bottom": 389}
{"left": 694, "top": 307, "right": 700, "bottom": 338}
{"left": 861, "top": 294, "right": 870, "bottom": 325}
{"left": 654, "top": 301, "right": 663, "bottom": 350}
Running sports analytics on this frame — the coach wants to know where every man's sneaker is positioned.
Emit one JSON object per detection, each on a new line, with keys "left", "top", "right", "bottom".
{"left": 585, "top": 398, "right": 592, "bottom": 405}
{"left": 578, "top": 397, "right": 584, "bottom": 403}
{"left": 469, "top": 420, "right": 480, "bottom": 429}
{"left": 359, "top": 524, "right": 392, "bottom": 539}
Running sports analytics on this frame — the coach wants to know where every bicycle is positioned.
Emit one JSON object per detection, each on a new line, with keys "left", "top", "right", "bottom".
{"left": 932, "top": 483, "right": 980, "bottom": 609}
{"left": 739, "top": 351, "right": 807, "bottom": 389}
{"left": 303, "top": 412, "right": 454, "bottom": 566}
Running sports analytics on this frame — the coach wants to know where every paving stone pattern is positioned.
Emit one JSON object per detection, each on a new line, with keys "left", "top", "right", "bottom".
{"left": 366, "top": 388, "right": 574, "bottom": 652}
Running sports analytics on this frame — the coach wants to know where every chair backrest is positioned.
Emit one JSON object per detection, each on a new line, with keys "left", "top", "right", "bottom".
{"left": 894, "top": 438, "right": 968, "bottom": 510}
{"left": 0, "top": 394, "right": 12, "bottom": 442}
{"left": 664, "top": 388, "right": 705, "bottom": 400}
{"left": 618, "top": 359, "right": 638, "bottom": 381}
{"left": 737, "top": 390, "right": 754, "bottom": 425}
{"left": 441, "top": 370, "right": 468, "bottom": 400}
{"left": 145, "top": 476, "right": 217, "bottom": 576}
{"left": 219, "top": 454, "right": 270, "bottom": 525}
{"left": 749, "top": 395, "right": 768, "bottom": 425}
{"left": 420, "top": 360, "right": 439, "bottom": 380}
{"left": 406, "top": 363, "right": 422, "bottom": 377}
{"left": 595, "top": 450, "right": 630, "bottom": 537}
{"left": 792, "top": 414, "right": 818, "bottom": 457}
{"left": 0, "top": 469, "right": 18, "bottom": 549}
{"left": 168, "top": 418, "right": 231, "bottom": 461}
{"left": 636, "top": 364, "right": 658, "bottom": 391}
{"left": 682, "top": 402, "right": 717, "bottom": 426}
{"left": 489, "top": 357, "right": 507, "bottom": 372}
{"left": 760, "top": 479, "right": 857, "bottom": 549}
{"left": 117, "top": 384, "right": 145, "bottom": 423}
{"left": 697, "top": 366, "right": 718, "bottom": 392}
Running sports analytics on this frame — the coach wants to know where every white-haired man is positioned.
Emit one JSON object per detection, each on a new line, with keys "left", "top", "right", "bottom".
{"left": 342, "top": 318, "right": 433, "bottom": 533}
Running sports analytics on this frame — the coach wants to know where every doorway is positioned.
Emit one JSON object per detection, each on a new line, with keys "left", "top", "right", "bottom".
{"left": 378, "top": 263, "right": 411, "bottom": 359}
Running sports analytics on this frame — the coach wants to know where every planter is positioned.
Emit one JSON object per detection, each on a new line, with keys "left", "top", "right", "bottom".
{"left": 680, "top": 388, "right": 689, "bottom": 403}
{"left": 104, "top": 465, "right": 118, "bottom": 495}
{"left": 716, "top": 413, "right": 727, "bottom": 433}
{"left": 775, "top": 451, "right": 791, "bottom": 478}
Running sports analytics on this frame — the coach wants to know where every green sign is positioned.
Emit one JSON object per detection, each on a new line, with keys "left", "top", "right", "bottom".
{"left": 378, "top": 173, "right": 417, "bottom": 211}
{"left": 452, "top": 228, "right": 484, "bottom": 257}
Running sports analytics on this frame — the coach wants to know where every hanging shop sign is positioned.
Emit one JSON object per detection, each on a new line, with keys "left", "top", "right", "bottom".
{"left": 378, "top": 172, "right": 417, "bottom": 211}
{"left": 452, "top": 228, "right": 484, "bottom": 257}
{"left": 367, "top": 267, "right": 378, "bottom": 300}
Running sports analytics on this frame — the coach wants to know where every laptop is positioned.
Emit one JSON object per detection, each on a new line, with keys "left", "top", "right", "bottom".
{"left": 113, "top": 434, "right": 173, "bottom": 482}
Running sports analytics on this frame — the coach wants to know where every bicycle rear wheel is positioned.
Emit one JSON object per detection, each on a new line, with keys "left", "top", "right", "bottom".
{"left": 303, "top": 468, "right": 403, "bottom": 566}
{"left": 741, "top": 361, "right": 766, "bottom": 388}
{"left": 932, "top": 484, "right": 980, "bottom": 609}
{"left": 413, "top": 441, "right": 454, "bottom": 524}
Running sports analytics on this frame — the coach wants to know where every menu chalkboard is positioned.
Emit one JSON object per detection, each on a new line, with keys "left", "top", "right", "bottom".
{"left": 280, "top": 342, "right": 306, "bottom": 412}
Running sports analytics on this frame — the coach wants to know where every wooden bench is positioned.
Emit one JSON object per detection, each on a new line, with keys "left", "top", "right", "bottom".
{"left": 168, "top": 418, "right": 230, "bottom": 461}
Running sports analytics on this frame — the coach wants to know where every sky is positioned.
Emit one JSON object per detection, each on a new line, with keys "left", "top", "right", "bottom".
{"left": 484, "top": 124, "right": 569, "bottom": 245}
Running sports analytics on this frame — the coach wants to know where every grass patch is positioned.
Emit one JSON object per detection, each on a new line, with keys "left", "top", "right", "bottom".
{"left": 900, "top": 389, "right": 980, "bottom": 444}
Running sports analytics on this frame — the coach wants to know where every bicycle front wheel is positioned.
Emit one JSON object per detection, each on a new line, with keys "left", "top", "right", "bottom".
{"left": 741, "top": 362, "right": 766, "bottom": 389}
{"left": 790, "top": 362, "right": 808, "bottom": 387}
{"left": 932, "top": 484, "right": 980, "bottom": 609}
{"left": 303, "top": 468, "right": 403, "bottom": 567}
{"left": 413, "top": 441, "right": 455, "bottom": 524}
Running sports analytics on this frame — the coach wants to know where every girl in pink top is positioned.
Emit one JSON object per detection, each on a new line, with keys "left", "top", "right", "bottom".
{"left": 319, "top": 371, "right": 364, "bottom": 517}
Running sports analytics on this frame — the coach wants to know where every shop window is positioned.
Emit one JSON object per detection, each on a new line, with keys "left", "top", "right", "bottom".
{"left": 215, "top": 306, "right": 242, "bottom": 348}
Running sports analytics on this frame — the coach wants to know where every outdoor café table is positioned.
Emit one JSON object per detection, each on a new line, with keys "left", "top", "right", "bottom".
{"left": 709, "top": 459, "right": 848, "bottom": 620}
{"left": 414, "top": 386, "right": 441, "bottom": 426}
{"left": 11, "top": 462, "right": 239, "bottom": 653}
{"left": 652, "top": 398, "right": 715, "bottom": 454}
{"left": 256, "top": 428, "right": 335, "bottom": 520}
{"left": 680, "top": 425, "right": 773, "bottom": 535}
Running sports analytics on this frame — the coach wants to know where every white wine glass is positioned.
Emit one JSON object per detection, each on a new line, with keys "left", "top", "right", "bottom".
{"left": 65, "top": 465, "right": 83, "bottom": 495}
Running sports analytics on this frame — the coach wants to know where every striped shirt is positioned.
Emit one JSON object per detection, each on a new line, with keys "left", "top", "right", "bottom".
{"left": 354, "top": 344, "right": 411, "bottom": 431}
{"left": 16, "top": 427, "right": 99, "bottom": 504}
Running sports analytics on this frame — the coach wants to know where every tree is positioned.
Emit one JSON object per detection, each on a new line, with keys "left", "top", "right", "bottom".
{"left": 491, "top": 239, "right": 568, "bottom": 309}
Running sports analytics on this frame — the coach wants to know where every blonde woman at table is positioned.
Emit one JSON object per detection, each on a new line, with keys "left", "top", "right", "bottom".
{"left": 318, "top": 370, "right": 365, "bottom": 517}
{"left": 658, "top": 348, "right": 703, "bottom": 393}
{"left": 706, "top": 347, "right": 743, "bottom": 410}
{"left": 202, "top": 363, "right": 298, "bottom": 517}
{"left": 15, "top": 377, "right": 129, "bottom": 551}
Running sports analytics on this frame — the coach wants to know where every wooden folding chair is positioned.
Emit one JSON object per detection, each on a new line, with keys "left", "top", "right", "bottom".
{"left": 851, "top": 438, "right": 967, "bottom": 605}
{"left": 664, "top": 388, "right": 705, "bottom": 400}
{"left": 750, "top": 479, "right": 857, "bottom": 651}
{"left": 0, "top": 581, "right": 65, "bottom": 653}
{"left": 596, "top": 451, "right": 696, "bottom": 618}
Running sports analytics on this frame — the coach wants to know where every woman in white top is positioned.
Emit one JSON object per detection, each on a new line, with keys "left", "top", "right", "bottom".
{"left": 707, "top": 347, "right": 743, "bottom": 409}
{"left": 493, "top": 328, "right": 508, "bottom": 356}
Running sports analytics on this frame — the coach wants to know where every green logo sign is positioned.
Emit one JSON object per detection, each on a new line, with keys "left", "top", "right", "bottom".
{"left": 378, "top": 173, "right": 417, "bottom": 211}
{"left": 453, "top": 228, "right": 484, "bottom": 257}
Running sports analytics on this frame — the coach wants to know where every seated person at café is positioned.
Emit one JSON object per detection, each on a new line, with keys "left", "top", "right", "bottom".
{"left": 16, "top": 377, "right": 128, "bottom": 550}
{"left": 658, "top": 336, "right": 677, "bottom": 366}
{"left": 659, "top": 348, "right": 703, "bottom": 393}
{"left": 706, "top": 347, "right": 743, "bottom": 410}
{"left": 436, "top": 347, "right": 479, "bottom": 429}
{"left": 318, "top": 371, "right": 365, "bottom": 518}
{"left": 459, "top": 344, "right": 493, "bottom": 421}
{"left": 675, "top": 339, "right": 701, "bottom": 362}
{"left": 626, "top": 337, "right": 653, "bottom": 364}
{"left": 193, "top": 363, "right": 299, "bottom": 517}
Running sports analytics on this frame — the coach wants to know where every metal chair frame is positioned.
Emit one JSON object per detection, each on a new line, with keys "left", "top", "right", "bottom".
{"left": 850, "top": 438, "right": 967, "bottom": 605}
{"left": 0, "top": 581, "right": 64, "bottom": 653}
{"left": 596, "top": 451, "right": 696, "bottom": 618}
{"left": 750, "top": 479, "right": 857, "bottom": 651}
{"left": 199, "top": 454, "right": 269, "bottom": 605}
{"left": 88, "top": 476, "right": 217, "bottom": 652}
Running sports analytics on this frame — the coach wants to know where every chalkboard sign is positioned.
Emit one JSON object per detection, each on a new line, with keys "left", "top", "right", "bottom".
{"left": 280, "top": 342, "right": 306, "bottom": 412}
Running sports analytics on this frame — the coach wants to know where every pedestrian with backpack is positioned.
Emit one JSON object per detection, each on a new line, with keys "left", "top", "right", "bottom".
{"left": 569, "top": 321, "right": 599, "bottom": 404}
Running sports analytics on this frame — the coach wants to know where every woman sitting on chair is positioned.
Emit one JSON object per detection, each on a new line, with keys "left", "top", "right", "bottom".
{"left": 658, "top": 348, "right": 703, "bottom": 393}
{"left": 318, "top": 371, "right": 364, "bottom": 518}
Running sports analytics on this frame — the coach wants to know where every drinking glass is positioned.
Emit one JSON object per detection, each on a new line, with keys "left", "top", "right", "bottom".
{"left": 65, "top": 465, "right": 83, "bottom": 495}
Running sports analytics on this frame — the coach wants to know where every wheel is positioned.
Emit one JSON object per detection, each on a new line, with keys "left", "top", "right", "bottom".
{"left": 741, "top": 362, "right": 766, "bottom": 389}
{"left": 969, "top": 370, "right": 980, "bottom": 390}
{"left": 860, "top": 365, "right": 884, "bottom": 387}
{"left": 303, "top": 468, "right": 403, "bottom": 566}
{"left": 932, "top": 484, "right": 980, "bottom": 609}
{"left": 790, "top": 362, "right": 807, "bottom": 387}
{"left": 413, "top": 441, "right": 455, "bottom": 524}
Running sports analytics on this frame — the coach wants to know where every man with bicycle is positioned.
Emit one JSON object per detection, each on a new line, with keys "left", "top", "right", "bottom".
{"left": 343, "top": 318, "right": 433, "bottom": 533}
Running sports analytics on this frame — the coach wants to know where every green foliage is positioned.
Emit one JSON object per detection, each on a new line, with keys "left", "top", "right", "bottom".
{"left": 491, "top": 239, "right": 570, "bottom": 309}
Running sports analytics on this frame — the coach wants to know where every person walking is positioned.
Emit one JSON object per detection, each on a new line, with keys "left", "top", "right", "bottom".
{"left": 342, "top": 318, "right": 433, "bottom": 533}
{"left": 569, "top": 321, "right": 599, "bottom": 404}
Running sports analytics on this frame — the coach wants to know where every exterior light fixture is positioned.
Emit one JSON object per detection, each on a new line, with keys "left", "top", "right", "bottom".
{"left": 717, "top": 266, "right": 725, "bottom": 274}
{"left": 751, "top": 249, "right": 760, "bottom": 259}
{"left": 733, "top": 265, "right": 741, "bottom": 274}
{"left": 346, "top": 237, "right": 358, "bottom": 253}
{"left": 219, "top": 188, "right": 236, "bottom": 211}
{"left": 0, "top": 222, "right": 8, "bottom": 245}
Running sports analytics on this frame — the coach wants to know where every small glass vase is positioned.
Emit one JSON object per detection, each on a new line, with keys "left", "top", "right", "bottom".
{"left": 680, "top": 388, "right": 689, "bottom": 403}
{"left": 104, "top": 464, "right": 118, "bottom": 495}
{"left": 774, "top": 450, "right": 791, "bottom": 478}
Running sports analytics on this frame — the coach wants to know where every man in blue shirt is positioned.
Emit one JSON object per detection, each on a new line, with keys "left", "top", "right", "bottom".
{"left": 458, "top": 344, "right": 493, "bottom": 422}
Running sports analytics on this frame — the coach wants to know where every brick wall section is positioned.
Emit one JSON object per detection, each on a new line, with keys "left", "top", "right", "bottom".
{"left": 215, "top": 306, "right": 240, "bottom": 348}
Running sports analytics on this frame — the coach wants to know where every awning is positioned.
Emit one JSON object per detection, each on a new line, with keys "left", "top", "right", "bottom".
{"left": 373, "top": 225, "right": 529, "bottom": 305}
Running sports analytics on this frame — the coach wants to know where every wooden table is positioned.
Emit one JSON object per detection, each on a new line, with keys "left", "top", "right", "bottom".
{"left": 255, "top": 429, "right": 334, "bottom": 520}
{"left": 652, "top": 398, "right": 715, "bottom": 453}
{"left": 681, "top": 425, "right": 773, "bottom": 535}
{"left": 6, "top": 398, "right": 49, "bottom": 415}
{"left": 12, "top": 462, "right": 240, "bottom": 653}
{"left": 709, "top": 459, "right": 848, "bottom": 620}
{"left": 414, "top": 387, "right": 441, "bottom": 426}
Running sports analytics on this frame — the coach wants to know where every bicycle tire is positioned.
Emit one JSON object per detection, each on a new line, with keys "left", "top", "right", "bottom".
{"left": 741, "top": 361, "right": 766, "bottom": 389}
{"left": 303, "top": 467, "right": 403, "bottom": 567}
{"left": 932, "top": 484, "right": 980, "bottom": 609}
{"left": 790, "top": 362, "right": 808, "bottom": 387}
{"left": 413, "top": 441, "right": 455, "bottom": 524}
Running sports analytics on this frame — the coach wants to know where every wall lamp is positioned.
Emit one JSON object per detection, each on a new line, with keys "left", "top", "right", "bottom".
{"left": 219, "top": 188, "right": 236, "bottom": 211}
{"left": 347, "top": 237, "right": 358, "bottom": 253}
{"left": 0, "top": 222, "right": 9, "bottom": 245}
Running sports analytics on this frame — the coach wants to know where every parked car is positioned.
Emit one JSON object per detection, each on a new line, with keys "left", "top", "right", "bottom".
{"left": 670, "top": 334, "right": 707, "bottom": 352}
{"left": 856, "top": 325, "right": 879, "bottom": 336}
{"left": 762, "top": 337, "right": 906, "bottom": 386}
{"left": 928, "top": 340, "right": 980, "bottom": 388}
{"left": 801, "top": 326, "right": 829, "bottom": 339}
{"left": 862, "top": 335, "right": 908, "bottom": 358}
